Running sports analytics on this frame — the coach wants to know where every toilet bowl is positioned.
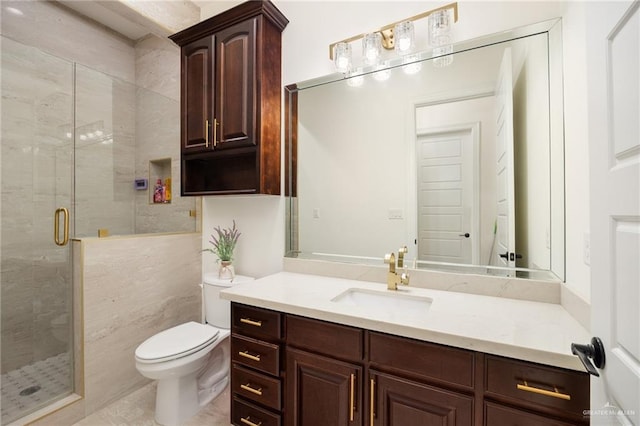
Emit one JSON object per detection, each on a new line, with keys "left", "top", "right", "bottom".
{"left": 135, "top": 274, "right": 254, "bottom": 426}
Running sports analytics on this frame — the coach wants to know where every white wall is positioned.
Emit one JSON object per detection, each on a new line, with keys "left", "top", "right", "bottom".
{"left": 200, "top": 1, "right": 591, "bottom": 301}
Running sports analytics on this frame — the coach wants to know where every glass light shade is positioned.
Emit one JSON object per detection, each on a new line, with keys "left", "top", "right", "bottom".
{"left": 402, "top": 55, "right": 422, "bottom": 75}
{"left": 347, "top": 68, "right": 364, "bottom": 87}
{"left": 394, "top": 21, "right": 415, "bottom": 54}
{"left": 432, "top": 43, "right": 454, "bottom": 67}
{"left": 428, "top": 10, "right": 451, "bottom": 46}
{"left": 362, "top": 32, "right": 382, "bottom": 66}
{"left": 372, "top": 62, "right": 391, "bottom": 82}
{"left": 334, "top": 42, "right": 352, "bottom": 73}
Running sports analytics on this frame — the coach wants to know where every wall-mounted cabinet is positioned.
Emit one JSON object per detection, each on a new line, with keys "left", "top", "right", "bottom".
{"left": 170, "top": 0, "right": 288, "bottom": 196}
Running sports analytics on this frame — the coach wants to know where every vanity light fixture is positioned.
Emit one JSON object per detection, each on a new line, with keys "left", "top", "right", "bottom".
{"left": 329, "top": 2, "right": 458, "bottom": 73}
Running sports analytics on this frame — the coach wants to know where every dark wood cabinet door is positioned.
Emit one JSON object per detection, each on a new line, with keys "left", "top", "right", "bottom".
{"left": 286, "top": 347, "right": 363, "bottom": 426}
{"left": 215, "top": 18, "right": 256, "bottom": 149}
{"left": 371, "top": 370, "right": 473, "bottom": 426}
{"left": 181, "top": 37, "right": 213, "bottom": 153}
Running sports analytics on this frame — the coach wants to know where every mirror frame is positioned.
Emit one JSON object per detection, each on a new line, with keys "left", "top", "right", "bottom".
{"left": 285, "top": 18, "right": 565, "bottom": 282}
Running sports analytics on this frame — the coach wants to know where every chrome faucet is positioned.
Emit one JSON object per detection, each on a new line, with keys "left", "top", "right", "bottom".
{"left": 384, "top": 249, "right": 410, "bottom": 290}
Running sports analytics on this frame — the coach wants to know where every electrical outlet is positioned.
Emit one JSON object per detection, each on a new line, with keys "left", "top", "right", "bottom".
{"left": 583, "top": 232, "right": 591, "bottom": 266}
{"left": 313, "top": 208, "right": 320, "bottom": 219}
{"left": 388, "top": 208, "right": 403, "bottom": 220}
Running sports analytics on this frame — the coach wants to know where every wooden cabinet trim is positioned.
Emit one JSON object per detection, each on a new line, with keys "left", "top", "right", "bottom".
{"left": 169, "top": 0, "right": 288, "bottom": 46}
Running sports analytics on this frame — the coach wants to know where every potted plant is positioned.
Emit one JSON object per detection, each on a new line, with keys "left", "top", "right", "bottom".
{"left": 204, "top": 220, "right": 241, "bottom": 279}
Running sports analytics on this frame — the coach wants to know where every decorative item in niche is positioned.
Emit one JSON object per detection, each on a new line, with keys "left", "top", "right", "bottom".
{"left": 204, "top": 221, "right": 241, "bottom": 280}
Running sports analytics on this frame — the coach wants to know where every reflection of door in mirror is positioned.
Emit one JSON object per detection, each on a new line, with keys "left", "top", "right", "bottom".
{"left": 494, "top": 48, "right": 516, "bottom": 273}
{"left": 416, "top": 125, "right": 478, "bottom": 265}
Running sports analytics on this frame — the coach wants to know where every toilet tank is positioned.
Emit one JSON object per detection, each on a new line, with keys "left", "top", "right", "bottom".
{"left": 203, "top": 273, "right": 254, "bottom": 328}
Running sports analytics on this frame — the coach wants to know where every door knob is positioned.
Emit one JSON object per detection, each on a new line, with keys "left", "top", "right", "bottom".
{"left": 499, "top": 251, "right": 523, "bottom": 261}
{"left": 459, "top": 233, "right": 470, "bottom": 238}
{"left": 571, "top": 337, "right": 605, "bottom": 376}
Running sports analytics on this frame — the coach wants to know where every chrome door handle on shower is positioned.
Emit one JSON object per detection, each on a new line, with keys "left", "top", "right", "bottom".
{"left": 54, "top": 207, "right": 69, "bottom": 246}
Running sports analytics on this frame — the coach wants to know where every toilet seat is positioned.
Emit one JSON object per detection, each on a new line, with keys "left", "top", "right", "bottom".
{"left": 135, "top": 321, "right": 220, "bottom": 364}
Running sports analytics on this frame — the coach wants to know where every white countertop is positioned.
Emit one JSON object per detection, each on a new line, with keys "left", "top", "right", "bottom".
{"left": 220, "top": 271, "right": 590, "bottom": 372}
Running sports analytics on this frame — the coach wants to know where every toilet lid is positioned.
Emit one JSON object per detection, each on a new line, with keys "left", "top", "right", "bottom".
{"left": 135, "top": 321, "right": 220, "bottom": 363}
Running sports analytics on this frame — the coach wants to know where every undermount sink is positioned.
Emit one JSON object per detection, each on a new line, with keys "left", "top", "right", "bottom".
{"left": 331, "top": 288, "right": 433, "bottom": 317}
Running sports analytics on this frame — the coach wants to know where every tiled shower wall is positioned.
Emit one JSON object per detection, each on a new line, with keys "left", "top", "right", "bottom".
{"left": 1, "top": 0, "right": 198, "bottom": 375}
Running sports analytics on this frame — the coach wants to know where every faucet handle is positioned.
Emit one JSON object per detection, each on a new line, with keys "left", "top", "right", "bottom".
{"left": 397, "top": 246, "right": 408, "bottom": 268}
{"left": 400, "top": 272, "right": 410, "bottom": 286}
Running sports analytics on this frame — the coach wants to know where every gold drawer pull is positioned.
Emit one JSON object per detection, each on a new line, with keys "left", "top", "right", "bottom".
{"left": 349, "top": 373, "right": 355, "bottom": 421}
{"left": 241, "top": 416, "right": 262, "bottom": 426}
{"left": 240, "top": 318, "right": 263, "bottom": 327}
{"left": 239, "top": 350, "right": 261, "bottom": 362}
{"left": 240, "top": 383, "right": 263, "bottom": 396}
{"left": 205, "top": 119, "right": 209, "bottom": 148}
{"left": 370, "top": 378, "right": 376, "bottom": 426}
{"left": 517, "top": 381, "right": 571, "bottom": 400}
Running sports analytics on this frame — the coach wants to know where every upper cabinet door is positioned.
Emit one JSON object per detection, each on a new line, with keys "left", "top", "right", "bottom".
{"left": 182, "top": 37, "right": 213, "bottom": 152}
{"left": 215, "top": 18, "right": 256, "bottom": 149}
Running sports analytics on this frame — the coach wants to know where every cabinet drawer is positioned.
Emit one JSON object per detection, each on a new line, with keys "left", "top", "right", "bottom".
{"left": 368, "top": 331, "right": 475, "bottom": 389}
{"left": 485, "top": 401, "right": 580, "bottom": 426}
{"left": 232, "top": 364, "right": 281, "bottom": 410}
{"left": 232, "top": 303, "right": 282, "bottom": 340}
{"left": 232, "top": 396, "right": 281, "bottom": 426}
{"left": 232, "top": 334, "right": 280, "bottom": 376}
{"left": 286, "top": 314, "right": 363, "bottom": 362}
{"left": 485, "top": 355, "right": 589, "bottom": 421}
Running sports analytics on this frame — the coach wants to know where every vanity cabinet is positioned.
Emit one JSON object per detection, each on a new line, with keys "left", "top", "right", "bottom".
{"left": 285, "top": 315, "right": 364, "bottom": 426}
{"left": 169, "top": 0, "right": 288, "bottom": 196}
{"left": 230, "top": 304, "right": 284, "bottom": 426}
{"left": 230, "top": 303, "right": 589, "bottom": 425}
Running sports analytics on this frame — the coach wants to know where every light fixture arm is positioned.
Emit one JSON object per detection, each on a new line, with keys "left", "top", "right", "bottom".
{"left": 329, "top": 2, "right": 458, "bottom": 60}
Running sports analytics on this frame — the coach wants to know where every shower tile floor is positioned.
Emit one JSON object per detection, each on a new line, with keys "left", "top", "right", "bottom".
{"left": 73, "top": 382, "right": 231, "bottom": 426}
{"left": 1, "top": 352, "right": 72, "bottom": 424}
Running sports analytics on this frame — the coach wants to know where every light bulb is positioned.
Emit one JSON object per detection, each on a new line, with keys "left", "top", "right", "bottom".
{"left": 362, "top": 33, "right": 382, "bottom": 66}
{"left": 394, "top": 21, "right": 415, "bottom": 54}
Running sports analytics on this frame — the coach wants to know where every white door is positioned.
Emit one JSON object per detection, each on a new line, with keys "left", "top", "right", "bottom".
{"left": 494, "top": 48, "right": 517, "bottom": 269}
{"left": 588, "top": 1, "right": 640, "bottom": 425}
{"left": 416, "top": 125, "right": 478, "bottom": 264}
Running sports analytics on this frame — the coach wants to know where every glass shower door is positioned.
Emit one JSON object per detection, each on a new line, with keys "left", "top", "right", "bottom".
{"left": 1, "top": 37, "right": 75, "bottom": 424}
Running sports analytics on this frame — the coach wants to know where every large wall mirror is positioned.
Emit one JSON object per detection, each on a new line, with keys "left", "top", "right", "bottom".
{"left": 285, "top": 19, "right": 565, "bottom": 281}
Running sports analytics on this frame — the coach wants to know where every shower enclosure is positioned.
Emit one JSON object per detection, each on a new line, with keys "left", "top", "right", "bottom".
{"left": 1, "top": 36, "right": 195, "bottom": 423}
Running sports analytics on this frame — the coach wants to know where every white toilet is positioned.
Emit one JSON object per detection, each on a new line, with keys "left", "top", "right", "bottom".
{"left": 135, "top": 274, "right": 254, "bottom": 426}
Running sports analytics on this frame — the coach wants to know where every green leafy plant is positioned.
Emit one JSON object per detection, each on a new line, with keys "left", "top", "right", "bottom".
{"left": 203, "top": 220, "right": 241, "bottom": 262}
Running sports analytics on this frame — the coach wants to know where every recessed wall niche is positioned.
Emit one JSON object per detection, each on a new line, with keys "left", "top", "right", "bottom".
{"left": 149, "top": 158, "right": 172, "bottom": 204}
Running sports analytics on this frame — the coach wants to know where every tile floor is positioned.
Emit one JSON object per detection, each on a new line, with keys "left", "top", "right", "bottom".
{"left": 1, "top": 353, "right": 72, "bottom": 424}
{"left": 72, "top": 382, "right": 231, "bottom": 426}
